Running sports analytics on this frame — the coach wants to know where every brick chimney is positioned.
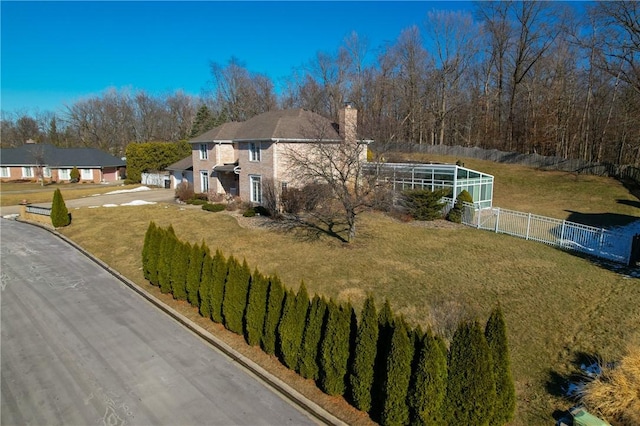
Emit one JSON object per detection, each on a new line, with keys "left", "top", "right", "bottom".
{"left": 339, "top": 102, "right": 357, "bottom": 144}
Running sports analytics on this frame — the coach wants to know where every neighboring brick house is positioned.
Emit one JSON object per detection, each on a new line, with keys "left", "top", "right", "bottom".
{"left": 189, "top": 105, "right": 368, "bottom": 204}
{"left": 0, "top": 143, "right": 126, "bottom": 183}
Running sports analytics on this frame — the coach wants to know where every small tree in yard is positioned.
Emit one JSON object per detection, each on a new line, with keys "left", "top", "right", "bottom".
{"left": 446, "top": 320, "right": 496, "bottom": 426}
{"left": 262, "top": 274, "right": 285, "bottom": 355}
{"left": 349, "top": 295, "right": 379, "bottom": 412}
{"left": 401, "top": 188, "right": 450, "bottom": 221}
{"left": 485, "top": 306, "right": 516, "bottom": 426}
{"left": 51, "top": 188, "right": 70, "bottom": 227}
{"left": 298, "top": 295, "right": 328, "bottom": 380}
{"left": 244, "top": 269, "right": 269, "bottom": 346}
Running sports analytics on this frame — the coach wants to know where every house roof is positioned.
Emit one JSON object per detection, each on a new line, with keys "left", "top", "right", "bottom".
{"left": 189, "top": 109, "right": 342, "bottom": 143}
{"left": 166, "top": 156, "right": 193, "bottom": 171}
{"left": 0, "top": 144, "right": 126, "bottom": 168}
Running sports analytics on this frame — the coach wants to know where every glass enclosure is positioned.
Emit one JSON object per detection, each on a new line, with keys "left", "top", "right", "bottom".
{"left": 366, "top": 162, "right": 494, "bottom": 209}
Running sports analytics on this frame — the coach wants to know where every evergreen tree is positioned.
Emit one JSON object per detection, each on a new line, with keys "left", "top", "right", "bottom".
{"left": 142, "top": 221, "right": 156, "bottom": 280}
{"left": 381, "top": 319, "right": 413, "bottom": 426}
{"left": 485, "top": 306, "right": 516, "bottom": 426}
{"left": 209, "top": 249, "right": 228, "bottom": 323}
{"left": 158, "top": 226, "right": 177, "bottom": 294}
{"left": 50, "top": 188, "right": 70, "bottom": 227}
{"left": 244, "top": 269, "right": 269, "bottom": 346}
{"left": 371, "top": 299, "right": 395, "bottom": 420}
{"left": 190, "top": 105, "right": 217, "bottom": 138}
{"left": 349, "top": 295, "right": 379, "bottom": 412}
{"left": 186, "top": 242, "right": 206, "bottom": 306}
{"left": 222, "top": 257, "right": 251, "bottom": 334}
{"left": 277, "top": 282, "right": 310, "bottom": 370}
{"left": 408, "top": 328, "right": 448, "bottom": 426}
{"left": 170, "top": 240, "right": 190, "bottom": 300}
{"left": 198, "top": 252, "right": 214, "bottom": 318}
{"left": 146, "top": 225, "right": 162, "bottom": 286}
{"left": 319, "top": 300, "right": 352, "bottom": 396}
{"left": 262, "top": 274, "right": 285, "bottom": 355}
{"left": 299, "top": 296, "right": 328, "bottom": 380}
{"left": 446, "top": 320, "right": 496, "bottom": 426}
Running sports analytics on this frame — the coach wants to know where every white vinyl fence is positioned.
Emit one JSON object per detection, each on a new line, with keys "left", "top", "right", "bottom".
{"left": 442, "top": 197, "right": 633, "bottom": 264}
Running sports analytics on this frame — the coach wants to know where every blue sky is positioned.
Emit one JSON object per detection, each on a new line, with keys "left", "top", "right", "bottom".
{"left": 1, "top": 1, "right": 483, "bottom": 114}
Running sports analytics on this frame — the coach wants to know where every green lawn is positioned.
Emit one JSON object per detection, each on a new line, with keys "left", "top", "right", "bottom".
{"left": 20, "top": 156, "right": 637, "bottom": 425}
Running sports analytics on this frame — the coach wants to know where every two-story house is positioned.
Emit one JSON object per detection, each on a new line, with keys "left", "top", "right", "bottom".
{"left": 188, "top": 104, "right": 367, "bottom": 204}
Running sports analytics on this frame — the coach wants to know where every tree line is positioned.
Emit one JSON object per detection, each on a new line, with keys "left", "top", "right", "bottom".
{"left": 142, "top": 222, "right": 516, "bottom": 425}
{"left": 2, "top": 1, "right": 638, "bottom": 166}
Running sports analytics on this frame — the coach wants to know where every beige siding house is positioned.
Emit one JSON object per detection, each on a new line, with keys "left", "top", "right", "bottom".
{"left": 189, "top": 105, "right": 367, "bottom": 204}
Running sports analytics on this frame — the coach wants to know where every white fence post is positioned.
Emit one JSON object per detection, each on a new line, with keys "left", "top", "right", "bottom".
{"left": 494, "top": 208, "right": 500, "bottom": 233}
{"left": 526, "top": 213, "right": 531, "bottom": 240}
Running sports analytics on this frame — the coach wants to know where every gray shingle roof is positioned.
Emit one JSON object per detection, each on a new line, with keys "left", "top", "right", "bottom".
{"left": 189, "top": 109, "right": 341, "bottom": 143}
{"left": 166, "top": 156, "right": 193, "bottom": 171}
{"left": 0, "top": 144, "right": 126, "bottom": 168}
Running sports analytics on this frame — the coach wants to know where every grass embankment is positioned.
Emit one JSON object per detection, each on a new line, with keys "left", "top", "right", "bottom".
{"left": 0, "top": 182, "right": 136, "bottom": 206}
{"left": 57, "top": 158, "right": 640, "bottom": 425}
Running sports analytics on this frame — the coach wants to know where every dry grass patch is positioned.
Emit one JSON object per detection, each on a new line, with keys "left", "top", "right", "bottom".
{"left": 59, "top": 202, "right": 640, "bottom": 425}
{"left": 0, "top": 182, "right": 142, "bottom": 206}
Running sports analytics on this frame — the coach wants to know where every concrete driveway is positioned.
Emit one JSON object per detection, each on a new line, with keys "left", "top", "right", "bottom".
{"left": 0, "top": 219, "right": 321, "bottom": 425}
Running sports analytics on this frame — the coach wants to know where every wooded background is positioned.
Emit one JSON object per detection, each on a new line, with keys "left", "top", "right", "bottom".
{"left": 2, "top": 1, "right": 638, "bottom": 166}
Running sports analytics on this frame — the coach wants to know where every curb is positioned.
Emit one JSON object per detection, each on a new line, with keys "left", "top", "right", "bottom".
{"left": 12, "top": 217, "right": 347, "bottom": 426}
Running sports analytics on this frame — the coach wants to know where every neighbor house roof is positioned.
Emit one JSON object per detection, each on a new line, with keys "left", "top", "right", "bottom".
{"left": 189, "top": 109, "right": 341, "bottom": 143}
{"left": 166, "top": 156, "right": 193, "bottom": 171}
{"left": 0, "top": 144, "right": 126, "bottom": 168}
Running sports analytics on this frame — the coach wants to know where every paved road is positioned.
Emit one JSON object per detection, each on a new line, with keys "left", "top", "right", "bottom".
{"left": 0, "top": 219, "right": 318, "bottom": 426}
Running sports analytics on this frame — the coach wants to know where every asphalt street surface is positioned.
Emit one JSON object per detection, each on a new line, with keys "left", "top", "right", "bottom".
{"left": 0, "top": 219, "right": 318, "bottom": 425}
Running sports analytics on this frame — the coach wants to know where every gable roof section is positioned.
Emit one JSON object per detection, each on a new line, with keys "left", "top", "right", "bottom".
{"left": 189, "top": 109, "right": 341, "bottom": 143}
{"left": 0, "top": 144, "right": 126, "bottom": 168}
{"left": 166, "top": 156, "right": 193, "bottom": 171}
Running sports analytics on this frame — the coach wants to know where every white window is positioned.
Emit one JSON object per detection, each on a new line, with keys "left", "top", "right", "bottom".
{"left": 250, "top": 175, "right": 262, "bottom": 203}
{"left": 0, "top": 167, "right": 9, "bottom": 178}
{"left": 60, "top": 169, "right": 70, "bottom": 180}
{"left": 43, "top": 167, "right": 51, "bottom": 178}
{"left": 249, "top": 142, "right": 261, "bottom": 162}
{"left": 22, "top": 167, "right": 33, "bottom": 178}
{"left": 199, "top": 144, "right": 208, "bottom": 160}
{"left": 81, "top": 169, "right": 93, "bottom": 180}
{"left": 200, "top": 170, "right": 209, "bottom": 193}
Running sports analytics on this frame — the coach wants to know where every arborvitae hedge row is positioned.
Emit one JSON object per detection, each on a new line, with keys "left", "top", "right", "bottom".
{"left": 277, "top": 282, "right": 309, "bottom": 370}
{"left": 371, "top": 299, "right": 395, "bottom": 420}
{"left": 485, "top": 306, "right": 516, "bottom": 426}
{"left": 319, "top": 300, "right": 353, "bottom": 396}
{"left": 209, "top": 249, "right": 227, "bottom": 323}
{"left": 186, "top": 242, "right": 206, "bottom": 307}
{"left": 222, "top": 257, "right": 251, "bottom": 334}
{"left": 198, "top": 252, "right": 214, "bottom": 318}
{"left": 381, "top": 319, "right": 413, "bottom": 426}
{"left": 158, "top": 226, "right": 176, "bottom": 294}
{"left": 170, "top": 240, "right": 190, "bottom": 300}
{"left": 142, "top": 221, "right": 156, "bottom": 281}
{"left": 262, "top": 275, "right": 285, "bottom": 355}
{"left": 349, "top": 295, "right": 379, "bottom": 413}
{"left": 298, "top": 295, "right": 328, "bottom": 380}
{"left": 244, "top": 269, "right": 269, "bottom": 346}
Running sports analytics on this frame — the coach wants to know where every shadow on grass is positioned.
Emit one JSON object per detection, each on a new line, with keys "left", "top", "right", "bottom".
{"left": 617, "top": 199, "right": 640, "bottom": 210}
{"left": 564, "top": 210, "right": 640, "bottom": 229}
{"left": 262, "top": 214, "right": 349, "bottom": 243}
{"left": 546, "top": 351, "right": 603, "bottom": 399}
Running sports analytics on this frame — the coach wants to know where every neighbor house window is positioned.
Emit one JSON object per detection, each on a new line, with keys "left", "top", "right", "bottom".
{"left": 200, "top": 170, "right": 209, "bottom": 193}
{"left": 81, "top": 169, "right": 93, "bottom": 180}
{"left": 199, "top": 144, "right": 208, "bottom": 160}
{"left": 249, "top": 142, "right": 261, "bottom": 162}
{"left": 60, "top": 169, "right": 70, "bottom": 180}
{"left": 0, "top": 167, "right": 9, "bottom": 178}
{"left": 250, "top": 175, "right": 262, "bottom": 203}
{"left": 22, "top": 167, "right": 33, "bottom": 178}
{"left": 43, "top": 167, "right": 51, "bottom": 178}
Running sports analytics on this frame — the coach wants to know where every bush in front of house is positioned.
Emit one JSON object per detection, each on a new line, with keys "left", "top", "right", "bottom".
{"left": 175, "top": 181, "right": 195, "bottom": 202}
{"left": 447, "top": 189, "right": 473, "bottom": 223}
{"left": 202, "top": 203, "right": 226, "bottom": 212}
{"left": 243, "top": 208, "right": 256, "bottom": 217}
{"left": 51, "top": 188, "right": 71, "bottom": 228}
{"left": 402, "top": 188, "right": 450, "bottom": 221}
{"left": 70, "top": 166, "right": 80, "bottom": 183}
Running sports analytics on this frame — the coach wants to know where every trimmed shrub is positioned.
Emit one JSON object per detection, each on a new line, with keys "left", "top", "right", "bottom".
{"left": 170, "top": 240, "right": 190, "bottom": 300}
{"left": 198, "top": 252, "right": 214, "bottom": 318}
{"left": 158, "top": 226, "right": 177, "bottom": 294}
{"left": 446, "top": 320, "right": 496, "bottom": 426}
{"left": 349, "top": 295, "right": 379, "bottom": 412}
{"left": 447, "top": 189, "right": 473, "bottom": 223}
{"left": 186, "top": 242, "right": 206, "bottom": 306}
{"left": 277, "top": 282, "right": 309, "bottom": 370}
{"left": 243, "top": 208, "right": 256, "bottom": 217}
{"left": 299, "top": 295, "right": 328, "bottom": 380}
{"left": 202, "top": 203, "right": 226, "bottom": 212}
{"left": 318, "top": 300, "right": 353, "bottom": 396}
{"left": 485, "top": 306, "right": 516, "bottom": 426}
{"left": 70, "top": 166, "right": 80, "bottom": 182}
{"left": 50, "top": 188, "right": 70, "bottom": 227}
{"left": 381, "top": 319, "right": 413, "bottom": 426}
{"left": 209, "top": 249, "right": 228, "bottom": 323}
{"left": 244, "top": 269, "right": 269, "bottom": 346}
{"left": 222, "top": 257, "right": 251, "bottom": 334}
{"left": 142, "top": 221, "right": 156, "bottom": 280}
{"left": 401, "top": 188, "right": 449, "bottom": 221}
{"left": 408, "top": 328, "right": 448, "bottom": 426}
{"left": 262, "top": 274, "right": 285, "bottom": 355}
{"left": 372, "top": 299, "right": 395, "bottom": 419}
{"left": 186, "top": 198, "right": 208, "bottom": 205}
